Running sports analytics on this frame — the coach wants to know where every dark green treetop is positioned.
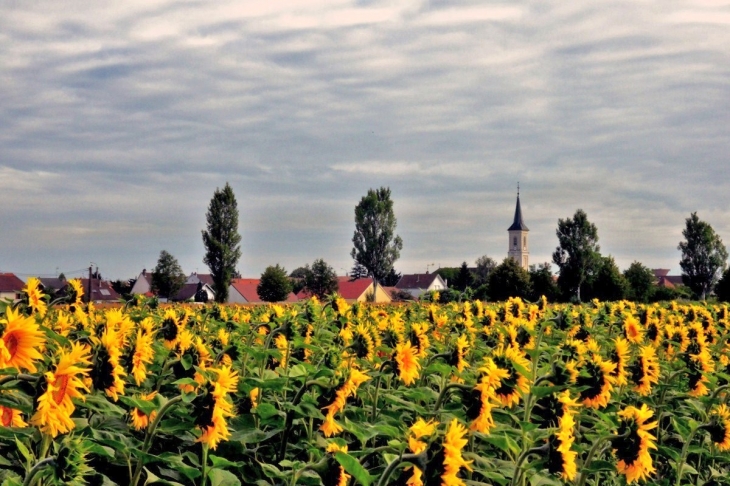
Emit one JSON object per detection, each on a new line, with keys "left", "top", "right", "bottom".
{"left": 152, "top": 250, "right": 186, "bottom": 299}
{"left": 678, "top": 212, "right": 728, "bottom": 300}
{"left": 488, "top": 257, "right": 532, "bottom": 302}
{"left": 202, "top": 183, "right": 242, "bottom": 303}
{"left": 257, "top": 264, "right": 293, "bottom": 302}
{"left": 303, "top": 259, "right": 339, "bottom": 300}
{"left": 351, "top": 187, "right": 403, "bottom": 285}
{"left": 623, "top": 261, "right": 656, "bottom": 303}
{"left": 552, "top": 209, "right": 601, "bottom": 302}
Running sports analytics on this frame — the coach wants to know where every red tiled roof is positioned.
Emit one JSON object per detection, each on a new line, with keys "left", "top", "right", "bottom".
{"left": 0, "top": 273, "right": 25, "bottom": 292}
{"left": 336, "top": 277, "right": 373, "bottom": 300}
{"left": 230, "top": 278, "right": 298, "bottom": 303}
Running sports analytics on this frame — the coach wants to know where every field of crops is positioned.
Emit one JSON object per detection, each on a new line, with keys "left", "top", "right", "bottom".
{"left": 2, "top": 279, "right": 730, "bottom": 486}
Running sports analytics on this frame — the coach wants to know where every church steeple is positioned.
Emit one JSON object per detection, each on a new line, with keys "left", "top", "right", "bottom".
{"left": 507, "top": 184, "right": 529, "bottom": 269}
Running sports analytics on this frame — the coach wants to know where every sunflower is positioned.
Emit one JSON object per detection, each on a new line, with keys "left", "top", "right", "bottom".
{"left": 0, "top": 405, "right": 27, "bottom": 427}
{"left": 687, "top": 346, "right": 714, "bottom": 397}
{"left": 91, "top": 327, "right": 126, "bottom": 401}
{"left": 623, "top": 314, "right": 644, "bottom": 344}
{"left": 629, "top": 345, "right": 660, "bottom": 396}
{"left": 53, "top": 310, "right": 73, "bottom": 337}
{"left": 609, "top": 337, "right": 631, "bottom": 387}
{"left": 274, "top": 333, "right": 289, "bottom": 369}
{"left": 23, "top": 277, "right": 47, "bottom": 316}
{"left": 448, "top": 334, "right": 470, "bottom": 374}
{"left": 0, "top": 307, "right": 46, "bottom": 372}
{"left": 394, "top": 342, "right": 421, "bottom": 386}
{"left": 131, "top": 320, "right": 155, "bottom": 386}
{"left": 404, "top": 418, "right": 438, "bottom": 486}
{"left": 469, "top": 377, "right": 498, "bottom": 433}
{"left": 613, "top": 404, "right": 657, "bottom": 484}
{"left": 160, "top": 309, "right": 181, "bottom": 349}
{"left": 195, "top": 366, "right": 239, "bottom": 450}
{"left": 321, "top": 442, "right": 351, "bottom": 486}
{"left": 320, "top": 368, "right": 370, "bottom": 437}
{"left": 546, "top": 409, "right": 577, "bottom": 481}
{"left": 489, "top": 345, "right": 531, "bottom": 407}
{"left": 67, "top": 279, "right": 84, "bottom": 306}
{"left": 440, "top": 419, "right": 473, "bottom": 486}
{"left": 130, "top": 391, "right": 158, "bottom": 431}
{"left": 533, "top": 390, "right": 580, "bottom": 430}
{"left": 707, "top": 404, "right": 730, "bottom": 451}
{"left": 30, "top": 343, "right": 92, "bottom": 437}
{"left": 577, "top": 355, "right": 615, "bottom": 409}
{"left": 408, "top": 322, "right": 430, "bottom": 359}
{"left": 351, "top": 323, "right": 375, "bottom": 362}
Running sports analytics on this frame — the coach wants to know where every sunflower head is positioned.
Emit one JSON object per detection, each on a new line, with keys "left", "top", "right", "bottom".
{"left": 707, "top": 405, "right": 730, "bottom": 451}
{"left": 614, "top": 404, "right": 657, "bottom": 484}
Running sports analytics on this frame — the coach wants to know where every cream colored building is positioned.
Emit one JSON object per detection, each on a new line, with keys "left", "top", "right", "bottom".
{"left": 507, "top": 193, "right": 529, "bottom": 269}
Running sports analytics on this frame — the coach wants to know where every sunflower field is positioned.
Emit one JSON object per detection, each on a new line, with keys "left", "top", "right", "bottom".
{"left": 2, "top": 279, "right": 730, "bottom": 486}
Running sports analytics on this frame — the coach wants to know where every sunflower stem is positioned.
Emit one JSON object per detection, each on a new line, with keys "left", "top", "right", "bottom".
{"left": 706, "top": 384, "right": 730, "bottom": 412}
{"left": 375, "top": 452, "right": 422, "bottom": 486}
{"left": 131, "top": 394, "right": 185, "bottom": 486}
{"left": 510, "top": 445, "right": 547, "bottom": 486}
{"left": 576, "top": 431, "right": 628, "bottom": 486}
{"left": 0, "top": 373, "right": 39, "bottom": 386}
{"left": 22, "top": 457, "right": 55, "bottom": 486}
{"left": 371, "top": 361, "right": 392, "bottom": 423}
{"left": 278, "top": 379, "right": 327, "bottom": 462}
{"left": 259, "top": 326, "right": 283, "bottom": 377}
{"left": 200, "top": 443, "right": 209, "bottom": 486}
{"left": 675, "top": 424, "right": 702, "bottom": 486}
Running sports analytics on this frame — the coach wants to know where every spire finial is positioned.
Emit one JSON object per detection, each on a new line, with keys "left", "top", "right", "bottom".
{"left": 517, "top": 182, "right": 520, "bottom": 198}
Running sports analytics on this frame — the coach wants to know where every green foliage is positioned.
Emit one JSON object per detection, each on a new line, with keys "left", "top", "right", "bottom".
{"left": 488, "top": 257, "right": 532, "bottom": 301}
{"left": 257, "top": 265, "right": 293, "bottom": 302}
{"left": 586, "top": 255, "right": 628, "bottom": 302}
{"left": 151, "top": 250, "right": 186, "bottom": 300}
{"left": 303, "top": 259, "right": 339, "bottom": 299}
{"left": 202, "top": 182, "right": 242, "bottom": 303}
{"left": 453, "top": 262, "right": 474, "bottom": 292}
{"left": 474, "top": 255, "right": 497, "bottom": 286}
{"left": 623, "top": 261, "right": 657, "bottom": 303}
{"left": 713, "top": 267, "right": 730, "bottom": 302}
{"left": 552, "top": 209, "right": 601, "bottom": 302}
{"left": 678, "top": 212, "right": 728, "bottom": 300}
{"left": 351, "top": 187, "right": 403, "bottom": 284}
{"left": 528, "top": 262, "right": 559, "bottom": 302}
{"left": 433, "top": 267, "right": 458, "bottom": 287}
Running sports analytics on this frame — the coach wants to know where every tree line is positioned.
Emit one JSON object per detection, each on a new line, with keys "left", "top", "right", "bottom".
{"left": 149, "top": 183, "right": 730, "bottom": 303}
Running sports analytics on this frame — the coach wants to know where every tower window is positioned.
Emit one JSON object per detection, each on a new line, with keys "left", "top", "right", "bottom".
{"left": 523, "top": 237, "right": 527, "bottom": 248}
{"left": 513, "top": 237, "right": 517, "bottom": 249}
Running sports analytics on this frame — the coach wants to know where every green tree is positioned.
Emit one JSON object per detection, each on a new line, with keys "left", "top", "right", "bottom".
{"left": 303, "top": 259, "right": 339, "bottom": 300}
{"left": 488, "top": 258, "right": 532, "bottom": 301}
{"left": 713, "top": 267, "right": 730, "bottom": 302}
{"left": 202, "top": 183, "right": 242, "bottom": 303}
{"left": 529, "top": 262, "right": 559, "bottom": 302}
{"left": 678, "top": 212, "right": 728, "bottom": 300}
{"left": 151, "top": 250, "right": 186, "bottom": 300}
{"left": 586, "top": 256, "right": 628, "bottom": 302}
{"left": 434, "top": 267, "right": 458, "bottom": 287}
{"left": 453, "top": 262, "right": 474, "bottom": 291}
{"left": 623, "top": 261, "right": 656, "bottom": 303}
{"left": 257, "top": 265, "right": 293, "bottom": 302}
{"left": 552, "top": 209, "right": 601, "bottom": 302}
{"left": 382, "top": 267, "right": 402, "bottom": 287}
{"left": 351, "top": 187, "right": 403, "bottom": 292}
{"left": 350, "top": 263, "right": 369, "bottom": 280}
{"left": 474, "top": 255, "right": 497, "bottom": 286}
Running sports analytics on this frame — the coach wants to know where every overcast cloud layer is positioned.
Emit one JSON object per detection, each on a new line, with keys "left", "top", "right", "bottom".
{"left": 1, "top": 0, "right": 729, "bottom": 280}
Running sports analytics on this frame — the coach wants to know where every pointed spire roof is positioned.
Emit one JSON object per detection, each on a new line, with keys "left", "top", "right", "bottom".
{"left": 508, "top": 193, "right": 529, "bottom": 231}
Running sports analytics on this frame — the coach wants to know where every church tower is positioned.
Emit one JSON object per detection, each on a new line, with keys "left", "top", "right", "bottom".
{"left": 507, "top": 186, "right": 529, "bottom": 269}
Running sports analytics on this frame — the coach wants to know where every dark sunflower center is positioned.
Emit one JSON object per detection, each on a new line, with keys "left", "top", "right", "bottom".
{"left": 577, "top": 362, "right": 604, "bottom": 401}
{"left": 92, "top": 346, "right": 115, "bottom": 392}
{"left": 614, "top": 421, "right": 642, "bottom": 465}
{"left": 161, "top": 318, "right": 178, "bottom": 342}
{"left": 532, "top": 394, "right": 562, "bottom": 428}
{"left": 707, "top": 418, "right": 728, "bottom": 444}
{"left": 546, "top": 435, "right": 566, "bottom": 475}
{"left": 192, "top": 385, "right": 216, "bottom": 428}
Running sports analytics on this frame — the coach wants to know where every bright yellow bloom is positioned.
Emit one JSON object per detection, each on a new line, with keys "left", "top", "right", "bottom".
{"left": 614, "top": 404, "right": 657, "bottom": 484}
{"left": 0, "top": 405, "right": 27, "bottom": 427}
{"left": 394, "top": 342, "right": 421, "bottom": 386}
{"left": 0, "top": 307, "right": 46, "bottom": 372}
{"left": 441, "top": 419, "right": 472, "bottom": 486}
{"left": 23, "top": 277, "right": 47, "bottom": 316}
{"left": 130, "top": 391, "right": 158, "bottom": 431}
{"left": 708, "top": 404, "right": 730, "bottom": 451}
{"left": 30, "top": 343, "right": 91, "bottom": 437}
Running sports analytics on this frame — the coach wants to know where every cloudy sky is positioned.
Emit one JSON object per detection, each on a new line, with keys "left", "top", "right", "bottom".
{"left": 1, "top": 0, "right": 729, "bottom": 281}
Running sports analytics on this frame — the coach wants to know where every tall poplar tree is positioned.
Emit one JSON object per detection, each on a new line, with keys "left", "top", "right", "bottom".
{"left": 202, "top": 183, "right": 242, "bottom": 303}
{"left": 678, "top": 212, "right": 728, "bottom": 300}
{"left": 351, "top": 187, "right": 403, "bottom": 292}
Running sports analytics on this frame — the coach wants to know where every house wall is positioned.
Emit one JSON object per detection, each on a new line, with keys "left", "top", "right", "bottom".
{"left": 356, "top": 284, "right": 392, "bottom": 303}
{"left": 130, "top": 274, "right": 151, "bottom": 295}
{"left": 0, "top": 291, "right": 20, "bottom": 301}
{"left": 227, "top": 286, "right": 248, "bottom": 304}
